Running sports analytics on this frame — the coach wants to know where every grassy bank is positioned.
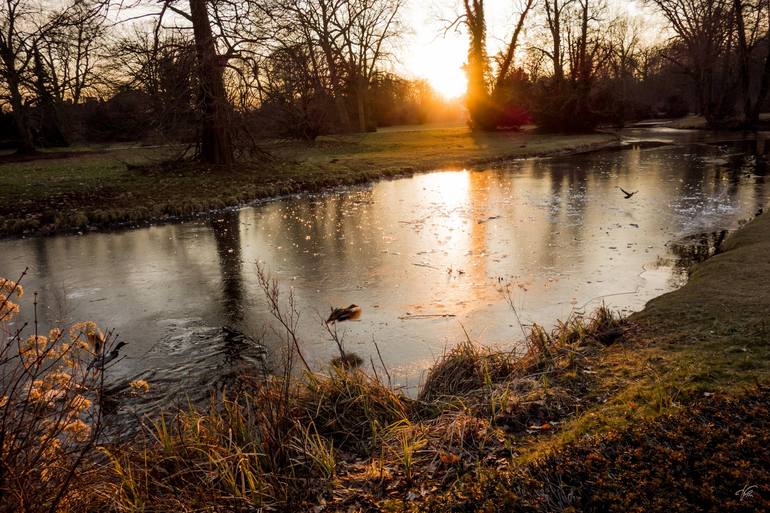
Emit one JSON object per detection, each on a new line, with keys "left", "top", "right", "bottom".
{"left": 541, "top": 207, "right": 770, "bottom": 449}
{"left": 415, "top": 211, "right": 770, "bottom": 512}
{"left": 0, "top": 124, "right": 616, "bottom": 238}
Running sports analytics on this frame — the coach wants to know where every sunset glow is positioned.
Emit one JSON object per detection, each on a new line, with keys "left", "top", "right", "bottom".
{"left": 396, "top": 0, "right": 657, "bottom": 100}
{"left": 424, "top": 58, "right": 468, "bottom": 99}
{"left": 408, "top": 35, "right": 468, "bottom": 99}
{"left": 397, "top": 1, "right": 469, "bottom": 99}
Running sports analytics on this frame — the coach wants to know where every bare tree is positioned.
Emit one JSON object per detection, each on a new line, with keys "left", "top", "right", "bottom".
{"left": 109, "top": 27, "right": 197, "bottom": 134}
{"left": 31, "top": 42, "right": 67, "bottom": 146}
{"left": 569, "top": 0, "right": 610, "bottom": 119}
{"left": 543, "top": 0, "right": 574, "bottom": 82}
{"left": 648, "top": 0, "right": 737, "bottom": 124}
{"left": 494, "top": 0, "right": 537, "bottom": 94}
{"left": 606, "top": 15, "right": 643, "bottom": 125}
{"left": 0, "top": 0, "right": 105, "bottom": 152}
{"left": 271, "top": 0, "right": 355, "bottom": 131}
{"left": 260, "top": 43, "right": 329, "bottom": 139}
{"left": 188, "top": 0, "right": 233, "bottom": 164}
{"left": 752, "top": 0, "right": 770, "bottom": 124}
{"left": 457, "top": 0, "right": 536, "bottom": 130}
{"left": 37, "top": 5, "right": 107, "bottom": 105}
{"left": 651, "top": 0, "right": 770, "bottom": 126}
{"left": 461, "top": 0, "right": 489, "bottom": 128}
{"left": 340, "top": 0, "right": 403, "bottom": 131}
{"left": 145, "top": 0, "right": 237, "bottom": 164}
{"left": 255, "top": 0, "right": 402, "bottom": 133}
{"left": 0, "top": 0, "right": 57, "bottom": 152}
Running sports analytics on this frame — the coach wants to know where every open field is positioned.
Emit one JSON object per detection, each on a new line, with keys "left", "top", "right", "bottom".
{"left": 0, "top": 124, "right": 616, "bottom": 237}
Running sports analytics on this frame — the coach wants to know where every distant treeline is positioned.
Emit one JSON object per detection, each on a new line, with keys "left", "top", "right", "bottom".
{"left": 0, "top": 72, "right": 462, "bottom": 148}
{"left": 2, "top": 0, "right": 770, "bottom": 158}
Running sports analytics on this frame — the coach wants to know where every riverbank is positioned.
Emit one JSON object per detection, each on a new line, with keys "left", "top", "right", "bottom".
{"left": 0, "top": 124, "right": 617, "bottom": 238}
{"left": 3, "top": 133, "right": 769, "bottom": 511}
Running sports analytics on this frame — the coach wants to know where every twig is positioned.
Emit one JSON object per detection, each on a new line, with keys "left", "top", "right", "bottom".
{"left": 370, "top": 355, "right": 381, "bottom": 383}
{"left": 323, "top": 320, "right": 347, "bottom": 361}
{"left": 503, "top": 283, "right": 528, "bottom": 342}
{"left": 398, "top": 314, "right": 456, "bottom": 320}
{"left": 373, "top": 340, "right": 392, "bottom": 389}
{"left": 256, "top": 263, "right": 312, "bottom": 374}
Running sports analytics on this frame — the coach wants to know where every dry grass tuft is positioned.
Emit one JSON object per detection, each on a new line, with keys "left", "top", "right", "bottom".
{"left": 420, "top": 304, "right": 625, "bottom": 404}
{"left": 301, "top": 367, "right": 410, "bottom": 453}
{"left": 102, "top": 381, "right": 341, "bottom": 511}
{"left": 331, "top": 351, "right": 364, "bottom": 370}
{"left": 419, "top": 340, "right": 515, "bottom": 402}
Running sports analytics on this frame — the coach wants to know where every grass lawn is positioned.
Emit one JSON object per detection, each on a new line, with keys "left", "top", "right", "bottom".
{"left": 0, "top": 123, "right": 616, "bottom": 237}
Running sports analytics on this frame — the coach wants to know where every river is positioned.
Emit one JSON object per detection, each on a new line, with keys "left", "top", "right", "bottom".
{"left": 1, "top": 127, "right": 767, "bottom": 413}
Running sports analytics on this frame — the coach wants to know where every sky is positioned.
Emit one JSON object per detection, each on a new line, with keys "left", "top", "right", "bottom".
{"left": 395, "top": 0, "right": 659, "bottom": 99}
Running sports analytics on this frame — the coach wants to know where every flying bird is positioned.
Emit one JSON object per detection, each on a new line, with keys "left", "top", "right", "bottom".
{"left": 618, "top": 186, "right": 638, "bottom": 199}
{"left": 326, "top": 304, "right": 362, "bottom": 324}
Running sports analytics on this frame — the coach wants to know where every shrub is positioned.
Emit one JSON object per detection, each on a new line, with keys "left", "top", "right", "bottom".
{"left": 1, "top": 272, "right": 114, "bottom": 513}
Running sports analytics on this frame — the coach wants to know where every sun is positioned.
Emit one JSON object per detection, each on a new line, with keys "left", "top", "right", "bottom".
{"left": 402, "top": 32, "right": 468, "bottom": 100}
{"left": 426, "top": 66, "right": 468, "bottom": 99}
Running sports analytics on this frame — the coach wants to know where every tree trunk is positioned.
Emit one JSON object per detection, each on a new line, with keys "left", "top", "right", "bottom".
{"left": 576, "top": 0, "right": 591, "bottom": 121}
{"left": 464, "top": 0, "right": 491, "bottom": 129}
{"left": 189, "top": 0, "right": 233, "bottom": 165}
{"left": 733, "top": 0, "right": 752, "bottom": 125}
{"left": 750, "top": 3, "right": 770, "bottom": 126}
{"left": 751, "top": 41, "right": 770, "bottom": 125}
{"left": 318, "top": 39, "right": 352, "bottom": 132}
{"left": 33, "top": 46, "right": 67, "bottom": 147}
{"left": 8, "top": 77, "right": 34, "bottom": 154}
{"left": 1, "top": 45, "right": 35, "bottom": 154}
{"left": 334, "top": 95, "right": 352, "bottom": 132}
{"left": 546, "top": 0, "right": 564, "bottom": 83}
{"left": 493, "top": 0, "right": 534, "bottom": 94}
{"left": 356, "top": 78, "right": 367, "bottom": 132}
